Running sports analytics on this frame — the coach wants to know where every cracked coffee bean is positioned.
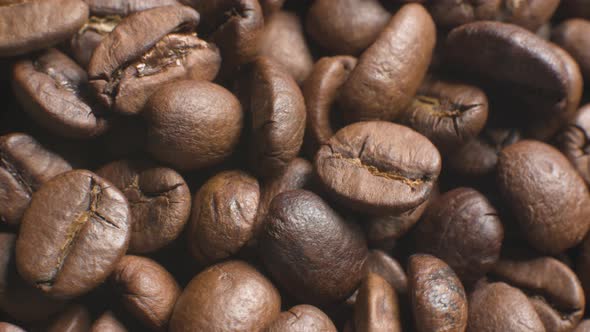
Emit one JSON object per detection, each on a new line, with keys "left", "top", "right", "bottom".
{"left": 70, "top": 15, "right": 122, "bottom": 69}
{"left": 15, "top": 169, "right": 131, "bottom": 299}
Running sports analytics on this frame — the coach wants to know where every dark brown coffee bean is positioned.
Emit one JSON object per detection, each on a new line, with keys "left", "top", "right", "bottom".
{"left": 260, "top": 190, "right": 368, "bottom": 305}
{"left": 169, "top": 260, "right": 281, "bottom": 332}
{"left": 16, "top": 170, "right": 131, "bottom": 299}
{"left": 0, "top": 133, "right": 71, "bottom": 226}
{"left": 0, "top": 0, "right": 89, "bottom": 57}
{"left": 47, "top": 304, "right": 91, "bottom": 332}
{"left": 260, "top": 0, "right": 285, "bottom": 17}
{"left": 302, "top": 56, "right": 357, "bottom": 156}
{"left": 144, "top": 80, "right": 243, "bottom": 171}
{"left": 85, "top": 0, "right": 180, "bottom": 16}
{"left": 552, "top": 19, "right": 590, "bottom": 80}
{"left": 414, "top": 187, "right": 504, "bottom": 282}
{"left": 70, "top": 16, "right": 121, "bottom": 68}
{"left": 306, "top": 0, "right": 390, "bottom": 55}
{"left": 89, "top": 6, "right": 222, "bottom": 115}
{"left": 362, "top": 250, "right": 408, "bottom": 294}
{"left": 467, "top": 281, "right": 545, "bottom": 332}
{"left": 497, "top": 140, "right": 590, "bottom": 254}
{"left": 408, "top": 254, "right": 468, "bottom": 332}
{"left": 575, "top": 320, "right": 590, "bottom": 332}
{"left": 90, "top": 311, "right": 128, "bottom": 332}
{"left": 399, "top": 77, "right": 488, "bottom": 152}
{"left": 12, "top": 49, "right": 109, "bottom": 138}
{"left": 491, "top": 256, "right": 585, "bottom": 332}
{"left": 96, "top": 159, "right": 191, "bottom": 254}
{"left": 338, "top": 4, "right": 436, "bottom": 121}
{"left": 187, "top": 170, "right": 259, "bottom": 266}
{"left": 264, "top": 305, "right": 337, "bottom": 332}
{"left": 111, "top": 255, "right": 180, "bottom": 331}
{"left": 245, "top": 57, "right": 306, "bottom": 178}
{"left": 555, "top": 104, "right": 590, "bottom": 186}
{"left": 354, "top": 273, "right": 402, "bottom": 332}
{"left": 315, "top": 121, "right": 441, "bottom": 215}
{"left": 0, "top": 323, "right": 25, "bottom": 332}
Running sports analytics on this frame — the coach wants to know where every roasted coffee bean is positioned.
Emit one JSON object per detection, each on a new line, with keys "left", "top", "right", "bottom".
{"left": 85, "top": 0, "right": 179, "bottom": 16}
{"left": 408, "top": 254, "right": 468, "bottom": 332}
{"left": 303, "top": 56, "right": 357, "bottom": 156}
{"left": 0, "top": 133, "right": 71, "bottom": 226}
{"left": 575, "top": 320, "right": 590, "bottom": 332}
{"left": 70, "top": 15, "right": 121, "bottom": 68}
{"left": 338, "top": 4, "right": 436, "bottom": 122}
{"left": 260, "top": 190, "right": 368, "bottom": 305}
{"left": 169, "top": 260, "right": 281, "bottom": 332}
{"left": 354, "top": 273, "right": 402, "bottom": 332}
{"left": 0, "top": 0, "right": 88, "bottom": 57}
{"left": 96, "top": 159, "right": 191, "bottom": 253}
{"left": 555, "top": 104, "right": 590, "bottom": 186}
{"left": 399, "top": 77, "right": 488, "bottom": 152}
{"left": 497, "top": 140, "right": 590, "bottom": 254}
{"left": 362, "top": 250, "right": 408, "bottom": 294}
{"left": 264, "top": 305, "right": 337, "bottom": 332}
{"left": 90, "top": 311, "right": 128, "bottom": 332}
{"left": 491, "top": 256, "right": 585, "bottom": 332}
{"left": 552, "top": 19, "right": 590, "bottom": 80}
{"left": 187, "top": 170, "right": 259, "bottom": 266}
{"left": 144, "top": 80, "right": 243, "bottom": 171}
{"left": 0, "top": 323, "right": 25, "bottom": 332}
{"left": 111, "top": 255, "right": 180, "bottom": 331}
{"left": 89, "top": 5, "right": 221, "bottom": 115}
{"left": 260, "top": 11, "right": 314, "bottom": 84}
{"left": 259, "top": 0, "right": 285, "bottom": 17}
{"left": 315, "top": 121, "right": 441, "bottom": 215}
{"left": 13, "top": 49, "right": 109, "bottom": 138}
{"left": 46, "top": 304, "right": 91, "bottom": 332}
{"left": 306, "top": 0, "right": 390, "bottom": 55}
{"left": 468, "top": 281, "right": 545, "bottom": 332}
{"left": 414, "top": 187, "right": 504, "bottom": 282}
{"left": 16, "top": 170, "right": 131, "bottom": 299}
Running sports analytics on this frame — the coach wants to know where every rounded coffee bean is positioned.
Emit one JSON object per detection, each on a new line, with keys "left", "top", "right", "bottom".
{"left": 354, "top": 273, "right": 401, "bottom": 332}
{"left": 111, "top": 255, "right": 180, "bottom": 331}
{"left": 552, "top": 19, "right": 590, "bottom": 80}
{"left": 47, "top": 304, "right": 91, "bottom": 332}
{"left": 362, "top": 250, "right": 408, "bottom": 294}
{"left": 408, "top": 254, "right": 468, "bottom": 332}
{"left": 264, "top": 305, "right": 337, "bottom": 332}
{"left": 85, "top": 0, "right": 179, "bottom": 16}
{"left": 70, "top": 16, "right": 121, "bottom": 68}
{"left": 315, "top": 121, "right": 441, "bottom": 214}
{"left": 96, "top": 159, "right": 191, "bottom": 253}
{"left": 555, "top": 104, "right": 590, "bottom": 186}
{"left": 414, "top": 187, "right": 504, "bottom": 282}
{"left": 497, "top": 140, "right": 590, "bottom": 254}
{"left": 187, "top": 170, "right": 260, "bottom": 266}
{"left": 0, "top": 133, "right": 71, "bottom": 226}
{"left": 467, "top": 281, "right": 545, "bottom": 332}
{"left": 306, "top": 0, "right": 390, "bottom": 55}
{"left": 169, "top": 260, "right": 281, "bottom": 332}
{"left": 338, "top": 4, "right": 436, "bottom": 121}
{"left": 16, "top": 170, "right": 131, "bottom": 299}
{"left": 144, "top": 80, "right": 243, "bottom": 171}
{"left": 260, "top": 190, "right": 368, "bottom": 305}
{"left": 0, "top": 0, "right": 88, "bottom": 57}
{"left": 0, "top": 323, "right": 25, "bottom": 332}
{"left": 90, "top": 311, "right": 128, "bottom": 332}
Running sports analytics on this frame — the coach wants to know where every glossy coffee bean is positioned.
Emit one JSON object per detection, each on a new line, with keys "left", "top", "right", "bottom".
{"left": 0, "top": 133, "right": 71, "bottom": 226}
{"left": 187, "top": 170, "right": 260, "bottom": 266}
{"left": 85, "top": 0, "right": 179, "bottom": 16}
{"left": 169, "top": 260, "right": 281, "bottom": 332}
{"left": 260, "top": 190, "right": 368, "bottom": 305}
{"left": 555, "top": 104, "right": 590, "bottom": 186}
{"left": 414, "top": 187, "right": 504, "bottom": 282}
{"left": 144, "top": 80, "right": 243, "bottom": 171}
{"left": 111, "top": 255, "right": 180, "bottom": 331}
{"left": 362, "top": 250, "right": 408, "bottom": 294}
{"left": 13, "top": 49, "right": 109, "bottom": 138}
{"left": 408, "top": 254, "right": 468, "bottom": 332}
{"left": 552, "top": 19, "right": 590, "bottom": 80}
{"left": 0, "top": 0, "right": 88, "bottom": 57}
{"left": 96, "top": 159, "right": 191, "bottom": 254}
{"left": 46, "top": 304, "right": 91, "bottom": 332}
{"left": 354, "top": 273, "right": 402, "bottom": 332}
{"left": 306, "top": 0, "right": 389, "bottom": 56}
{"left": 315, "top": 121, "right": 441, "bottom": 214}
{"left": 90, "top": 311, "right": 128, "bottom": 332}
{"left": 497, "top": 140, "right": 590, "bottom": 254}
{"left": 16, "top": 170, "right": 131, "bottom": 299}
{"left": 264, "top": 305, "right": 337, "bottom": 332}
{"left": 70, "top": 15, "right": 121, "bottom": 68}
{"left": 338, "top": 4, "right": 436, "bottom": 121}
{"left": 491, "top": 256, "right": 585, "bottom": 332}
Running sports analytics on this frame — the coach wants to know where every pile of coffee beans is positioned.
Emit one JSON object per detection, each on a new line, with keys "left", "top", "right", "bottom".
{"left": 2, "top": 0, "right": 590, "bottom": 331}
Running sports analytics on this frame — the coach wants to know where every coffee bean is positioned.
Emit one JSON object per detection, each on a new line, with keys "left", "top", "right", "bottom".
{"left": 338, "top": 4, "right": 436, "bottom": 121}
{"left": 46, "top": 304, "right": 91, "bottom": 332}
{"left": 90, "top": 311, "right": 128, "bottom": 332}
{"left": 260, "top": 190, "right": 368, "bottom": 305}
{"left": 555, "top": 104, "right": 590, "bottom": 186}
{"left": 96, "top": 159, "right": 191, "bottom": 253}
{"left": 362, "top": 250, "right": 408, "bottom": 294}
{"left": 354, "top": 273, "right": 402, "bottom": 332}
{"left": 169, "top": 260, "right": 281, "bottom": 332}
{"left": 315, "top": 121, "right": 441, "bottom": 214}
{"left": 0, "top": 322, "right": 25, "bottom": 332}
{"left": 70, "top": 16, "right": 121, "bottom": 68}
{"left": 577, "top": 235, "right": 590, "bottom": 304}
{"left": 144, "top": 80, "right": 243, "bottom": 171}
{"left": 259, "top": 0, "right": 285, "bottom": 17}
{"left": 85, "top": 0, "right": 180, "bottom": 16}
{"left": 497, "top": 140, "right": 590, "bottom": 254}
{"left": 264, "top": 305, "right": 337, "bottom": 332}
{"left": 0, "top": 133, "right": 71, "bottom": 226}
{"left": 408, "top": 254, "right": 468, "bottom": 332}
{"left": 16, "top": 170, "right": 131, "bottom": 299}
{"left": 574, "top": 320, "right": 590, "bottom": 332}
{"left": 552, "top": 19, "right": 590, "bottom": 81}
